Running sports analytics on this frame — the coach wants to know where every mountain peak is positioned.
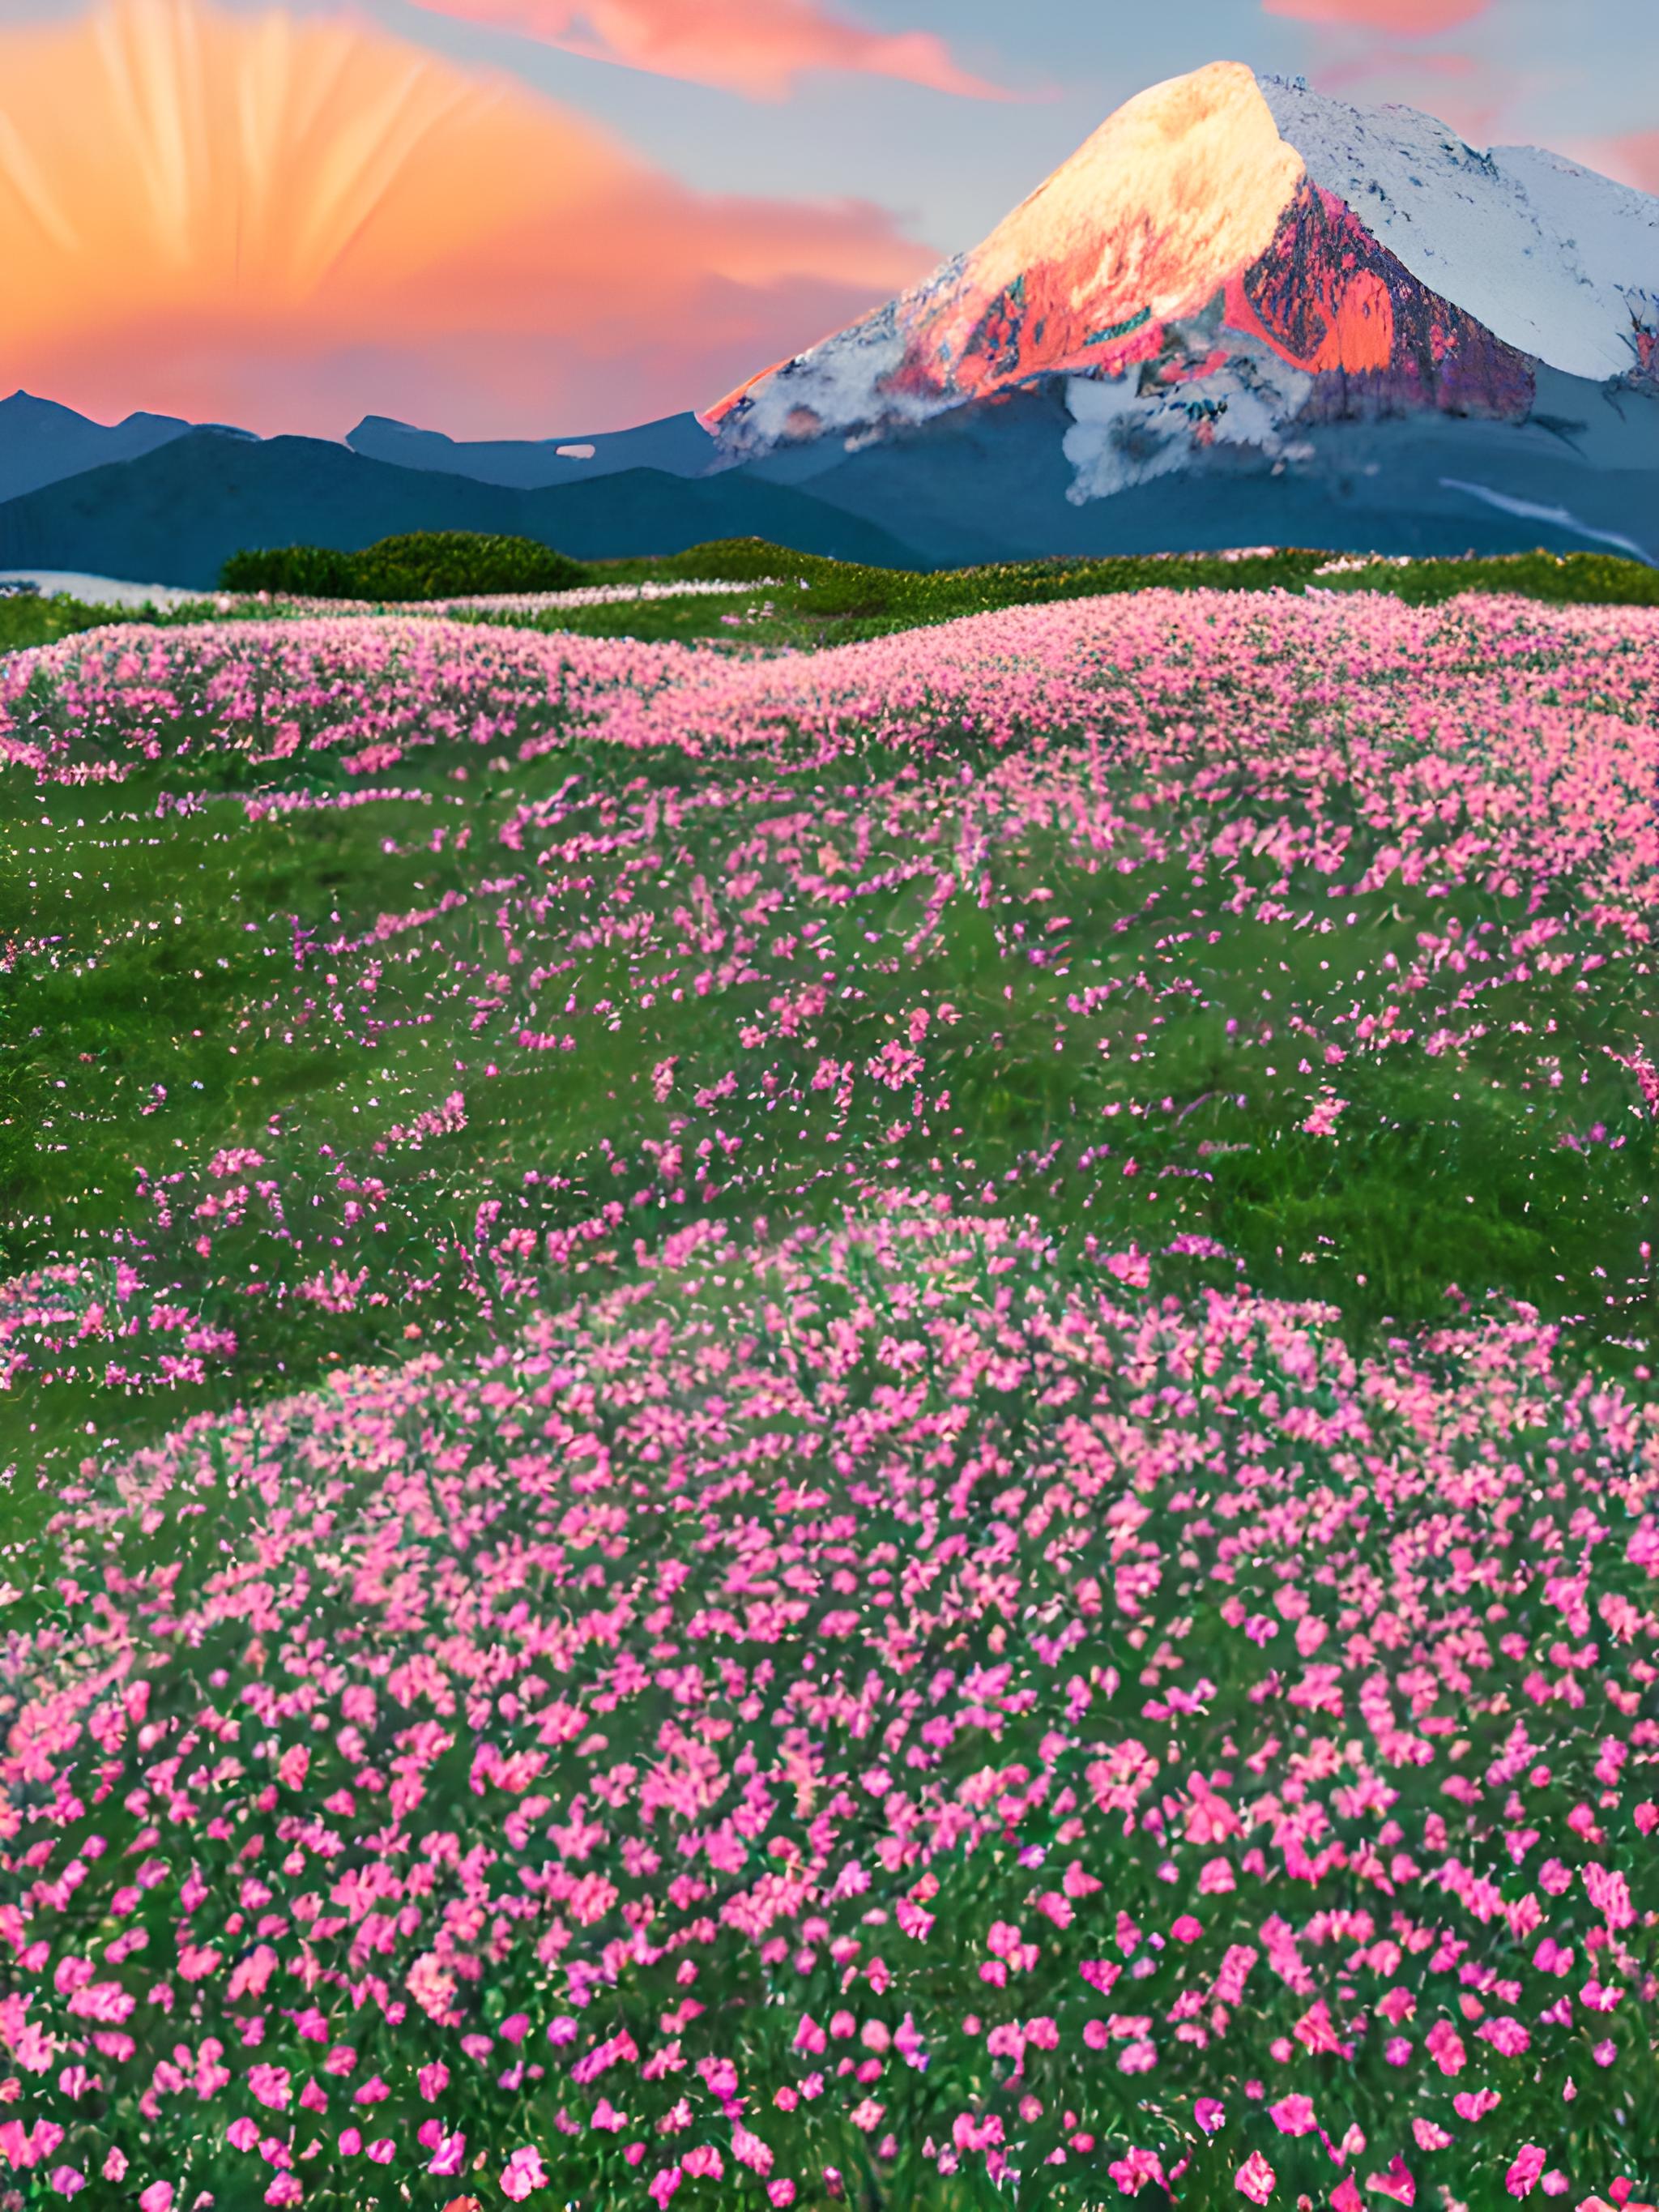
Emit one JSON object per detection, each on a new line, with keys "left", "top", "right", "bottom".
{"left": 705, "top": 62, "right": 1659, "bottom": 467}
{"left": 2, "top": 390, "right": 80, "bottom": 417}
{"left": 349, "top": 415, "right": 437, "bottom": 441}
{"left": 977, "top": 61, "right": 1293, "bottom": 278}
{"left": 705, "top": 61, "right": 1302, "bottom": 443}
{"left": 0, "top": 392, "right": 203, "bottom": 506}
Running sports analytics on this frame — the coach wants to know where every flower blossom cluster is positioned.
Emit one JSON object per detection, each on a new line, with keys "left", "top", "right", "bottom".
{"left": 8, "top": 589, "right": 1659, "bottom": 1469}
{"left": 6, "top": 1205, "right": 1659, "bottom": 2207}
{"left": 4, "top": 588, "right": 1659, "bottom": 2205}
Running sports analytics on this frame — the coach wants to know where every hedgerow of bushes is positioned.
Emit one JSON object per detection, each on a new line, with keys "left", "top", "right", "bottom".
{"left": 214, "top": 533, "right": 1659, "bottom": 621}
{"left": 218, "top": 530, "right": 590, "bottom": 602}
{"left": 2, "top": 540, "right": 1654, "bottom": 666}
{"left": 650, "top": 540, "right": 1659, "bottom": 613}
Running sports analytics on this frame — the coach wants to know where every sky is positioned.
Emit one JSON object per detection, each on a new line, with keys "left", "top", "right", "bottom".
{"left": 0, "top": 0, "right": 1653, "bottom": 442}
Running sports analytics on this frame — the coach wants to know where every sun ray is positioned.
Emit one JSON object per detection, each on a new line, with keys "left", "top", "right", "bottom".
{"left": 92, "top": 0, "right": 210, "bottom": 268}
{"left": 0, "top": 110, "right": 83, "bottom": 254}
{"left": 0, "top": 0, "right": 933, "bottom": 436}
{"left": 0, "top": 0, "right": 530, "bottom": 308}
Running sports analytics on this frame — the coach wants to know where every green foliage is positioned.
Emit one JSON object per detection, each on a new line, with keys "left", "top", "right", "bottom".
{"left": 217, "top": 540, "right": 357, "bottom": 597}
{"left": 219, "top": 529, "right": 590, "bottom": 600}
{"left": 651, "top": 535, "right": 1328, "bottom": 596}
{"left": 601, "top": 538, "right": 1331, "bottom": 618}
{"left": 0, "top": 589, "right": 177, "bottom": 654}
{"left": 1319, "top": 548, "right": 1659, "bottom": 607}
{"left": 8, "top": 540, "right": 1651, "bottom": 654}
{"left": 6, "top": 687, "right": 1657, "bottom": 1514}
{"left": 553, "top": 540, "right": 1659, "bottom": 649}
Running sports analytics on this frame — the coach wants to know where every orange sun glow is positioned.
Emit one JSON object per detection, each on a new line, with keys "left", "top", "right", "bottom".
{"left": 0, "top": 0, "right": 935, "bottom": 436}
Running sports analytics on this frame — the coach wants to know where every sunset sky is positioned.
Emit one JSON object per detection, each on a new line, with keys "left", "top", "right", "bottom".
{"left": 1, "top": 0, "right": 1653, "bottom": 442}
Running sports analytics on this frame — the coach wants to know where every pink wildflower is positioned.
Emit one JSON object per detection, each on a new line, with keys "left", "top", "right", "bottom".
{"left": 1237, "top": 2151, "right": 1276, "bottom": 2204}
{"left": 501, "top": 2146, "right": 549, "bottom": 2199}
{"left": 1508, "top": 2148, "right": 1548, "bottom": 2199}
{"left": 1269, "top": 2095, "right": 1317, "bottom": 2137}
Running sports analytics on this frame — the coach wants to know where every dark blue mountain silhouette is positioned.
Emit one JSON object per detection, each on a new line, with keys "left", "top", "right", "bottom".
{"left": 0, "top": 391, "right": 257, "bottom": 504}
{"left": 346, "top": 412, "right": 713, "bottom": 489}
{"left": 0, "top": 429, "right": 920, "bottom": 586}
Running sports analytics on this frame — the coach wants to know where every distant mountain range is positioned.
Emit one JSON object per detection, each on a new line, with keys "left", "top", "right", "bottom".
{"left": 344, "top": 412, "right": 714, "bottom": 489}
{"left": 0, "top": 391, "right": 256, "bottom": 506}
{"left": 0, "top": 430, "right": 915, "bottom": 586}
{"left": 3, "top": 62, "right": 1656, "bottom": 581}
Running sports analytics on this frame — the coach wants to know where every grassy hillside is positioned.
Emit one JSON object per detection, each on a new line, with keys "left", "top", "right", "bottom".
{"left": 5, "top": 585, "right": 1659, "bottom": 2206}
{"left": 563, "top": 541, "right": 1659, "bottom": 646}
{"left": 2, "top": 540, "right": 1657, "bottom": 662}
{"left": 7, "top": 580, "right": 1657, "bottom": 1508}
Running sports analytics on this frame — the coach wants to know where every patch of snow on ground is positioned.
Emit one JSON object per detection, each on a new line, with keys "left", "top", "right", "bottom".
{"left": 0, "top": 570, "right": 203, "bottom": 609}
{"left": 0, "top": 574, "right": 787, "bottom": 617}
{"left": 1437, "top": 478, "right": 1655, "bottom": 562}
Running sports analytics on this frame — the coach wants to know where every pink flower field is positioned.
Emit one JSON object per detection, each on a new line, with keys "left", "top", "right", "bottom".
{"left": 2, "top": 588, "right": 1659, "bottom": 2209}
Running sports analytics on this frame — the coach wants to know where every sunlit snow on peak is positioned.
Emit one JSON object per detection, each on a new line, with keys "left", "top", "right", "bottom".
{"left": 705, "top": 61, "right": 1306, "bottom": 438}
{"left": 707, "top": 54, "right": 1659, "bottom": 476}
{"left": 962, "top": 62, "right": 1303, "bottom": 348}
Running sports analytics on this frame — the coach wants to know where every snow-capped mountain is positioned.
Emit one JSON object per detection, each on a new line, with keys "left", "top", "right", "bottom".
{"left": 5, "top": 64, "right": 1655, "bottom": 576}
{"left": 702, "top": 62, "right": 1659, "bottom": 557}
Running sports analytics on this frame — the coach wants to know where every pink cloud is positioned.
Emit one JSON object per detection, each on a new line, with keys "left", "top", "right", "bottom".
{"left": 0, "top": 0, "right": 940, "bottom": 438}
{"left": 402, "top": 0, "right": 1009, "bottom": 100}
{"left": 1309, "top": 46, "right": 1512, "bottom": 143}
{"left": 1263, "top": 0, "right": 1492, "bottom": 32}
{"left": 1577, "top": 133, "right": 1659, "bottom": 194}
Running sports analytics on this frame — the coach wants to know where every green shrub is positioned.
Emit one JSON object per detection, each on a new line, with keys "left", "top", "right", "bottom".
{"left": 218, "top": 531, "right": 588, "bottom": 601}
{"left": 348, "top": 530, "right": 589, "bottom": 600}
{"left": 1316, "top": 547, "right": 1659, "bottom": 608}
{"left": 217, "top": 542, "right": 357, "bottom": 598}
{"left": 647, "top": 536, "right": 846, "bottom": 585}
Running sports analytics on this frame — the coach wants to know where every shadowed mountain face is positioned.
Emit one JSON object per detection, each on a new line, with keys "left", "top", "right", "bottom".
{"left": 753, "top": 377, "right": 1658, "bottom": 568}
{"left": 0, "top": 431, "right": 918, "bottom": 587}
{"left": 1229, "top": 177, "right": 1538, "bottom": 425}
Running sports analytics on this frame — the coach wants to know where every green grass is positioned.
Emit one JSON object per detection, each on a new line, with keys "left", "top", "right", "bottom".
{"left": 0, "top": 587, "right": 182, "bottom": 655}
{"left": 6, "top": 712, "right": 1656, "bottom": 1541}
{"left": 4, "top": 540, "right": 1657, "bottom": 1546}
{"left": 5, "top": 540, "right": 1656, "bottom": 663}
{"left": 456, "top": 541, "right": 1659, "bottom": 651}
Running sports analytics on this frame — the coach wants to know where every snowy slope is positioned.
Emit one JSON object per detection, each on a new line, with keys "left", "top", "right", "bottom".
{"left": 705, "top": 62, "right": 1303, "bottom": 451}
{"left": 706, "top": 62, "right": 1659, "bottom": 484}
{"left": 1257, "top": 79, "right": 1659, "bottom": 386}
